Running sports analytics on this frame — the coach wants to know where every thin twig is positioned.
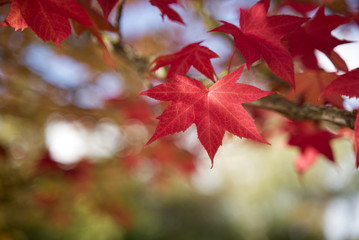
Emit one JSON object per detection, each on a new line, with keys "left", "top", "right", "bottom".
{"left": 115, "top": 0, "right": 127, "bottom": 37}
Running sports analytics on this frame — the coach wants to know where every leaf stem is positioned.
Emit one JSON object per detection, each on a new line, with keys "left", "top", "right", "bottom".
{"left": 228, "top": 48, "right": 236, "bottom": 74}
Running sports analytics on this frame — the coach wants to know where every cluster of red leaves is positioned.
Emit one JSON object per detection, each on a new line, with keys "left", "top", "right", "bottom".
{"left": 1, "top": 0, "right": 94, "bottom": 47}
{"left": 211, "top": 0, "right": 308, "bottom": 88}
{"left": 0, "top": 0, "right": 186, "bottom": 47}
{"left": 144, "top": 0, "right": 359, "bottom": 172}
{"left": 0, "top": 0, "right": 121, "bottom": 67}
{"left": 2, "top": 0, "right": 359, "bottom": 174}
{"left": 285, "top": 6, "right": 350, "bottom": 71}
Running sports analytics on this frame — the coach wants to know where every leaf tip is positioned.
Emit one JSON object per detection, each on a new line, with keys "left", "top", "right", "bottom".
{"left": 139, "top": 90, "right": 147, "bottom": 97}
{"left": 144, "top": 138, "right": 154, "bottom": 148}
{"left": 258, "top": 136, "right": 270, "bottom": 145}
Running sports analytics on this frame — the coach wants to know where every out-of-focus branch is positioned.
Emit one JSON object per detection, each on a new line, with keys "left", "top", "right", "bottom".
{"left": 112, "top": 40, "right": 150, "bottom": 74}
{"left": 245, "top": 94, "right": 357, "bottom": 129}
{"left": 0, "top": 0, "right": 11, "bottom": 6}
{"left": 115, "top": 0, "right": 126, "bottom": 35}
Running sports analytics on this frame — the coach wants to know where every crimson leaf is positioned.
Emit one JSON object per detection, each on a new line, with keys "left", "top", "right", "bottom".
{"left": 211, "top": 0, "right": 308, "bottom": 88}
{"left": 151, "top": 42, "right": 219, "bottom": 82}
{"left": 141, "top": 66, "right": 273, "bottom": 166}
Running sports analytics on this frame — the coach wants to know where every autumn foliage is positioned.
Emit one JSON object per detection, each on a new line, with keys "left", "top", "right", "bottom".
{"left": 2, "top": 0, "right": 359, "bottom": 238}
{"left": 1, "top": 0, "right": 359, "bottom": 173}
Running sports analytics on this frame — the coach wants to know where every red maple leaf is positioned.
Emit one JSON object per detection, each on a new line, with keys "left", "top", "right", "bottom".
{"left": 97, "top": 0, "right": 119, "bottom": 20}
{"left": 286, "top": 6, "right": 350, "bottom": 71}
{"left": 151, "top": 42, "right": 219, "bottom": 82}
{"left": 74, "top": 0, "right": 120, "bottom": 68}
{"left": 0, "top": 0, "right": 28, "bottom": 30}
{"left": 1, "top": 0, "right": 94, "bottom": 47}
{"left": 150, "top": 0, "right": 184, "bottom": 24}
{"left": 287, "top": 70, "right": 343, "bottom": 107}
{"left": 211, "top": 0, "right": 308, "bottom": 88}
{"left": 287, "top": 121, "right": 338, "bottom": 173}
{"left": 321, "top": 68, "right": 359, "bottom": 98}
{"left": 141, "top": 66, "right": 273, "bottom": 165}
{"left": 76, "top": 0, "right": 119, "bottom": 31}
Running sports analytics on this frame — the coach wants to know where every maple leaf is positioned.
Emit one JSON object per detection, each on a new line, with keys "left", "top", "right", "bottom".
{"left": 211, "top": 0, "right": 308, "bottom": 88}
{"left": 97, "top": 0, "right": 119, "bottom": 20}
{"left": 286, "top": 6, "right": 350, "bottom": 71}
{"left": 1, "top": 0, "right": 94, "bottom": 47}
{"left": 321, "top": 68, "right": 359, "bottom": 98}
{"left": 151, "top": 42, "right": 219, "bottom": 82}
{"left": 287, "top": 70, "right": 343, "bottom": 107}
{"left": 0, "top": 0, "right": 27, "bottom": 30}
{"left": 141, "top": 66, "right": 273, "bottom": 165}
{"left": 150, "top": 0, "right": 184, "bottom": 24}
{"left": 287, "top": 121, "right": 338, "bottom": 173}
{"left": 77, "top": 0, "right": 119, "bottom": 31}
{"left": 70, "top": 0, "right": 120, "bottom": 69}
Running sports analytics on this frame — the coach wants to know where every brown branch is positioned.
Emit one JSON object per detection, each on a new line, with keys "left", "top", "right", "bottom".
{"left": 0, "top": 0, "right": 11, "bottom": 6}
{"left": 114, "top": 0, "right": 126, "bottom": 36}
{"left": 244, "top": 94, "right": 357, "bottom": 129}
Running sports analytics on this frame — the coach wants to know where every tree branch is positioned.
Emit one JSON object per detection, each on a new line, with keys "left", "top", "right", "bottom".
{"left": 244, "top": 94, "right": 357, "bottom": 129}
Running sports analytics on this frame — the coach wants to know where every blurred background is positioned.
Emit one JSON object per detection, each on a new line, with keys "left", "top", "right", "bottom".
{"left": 0, "top": 0, "right": 359, "bottom": 239}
